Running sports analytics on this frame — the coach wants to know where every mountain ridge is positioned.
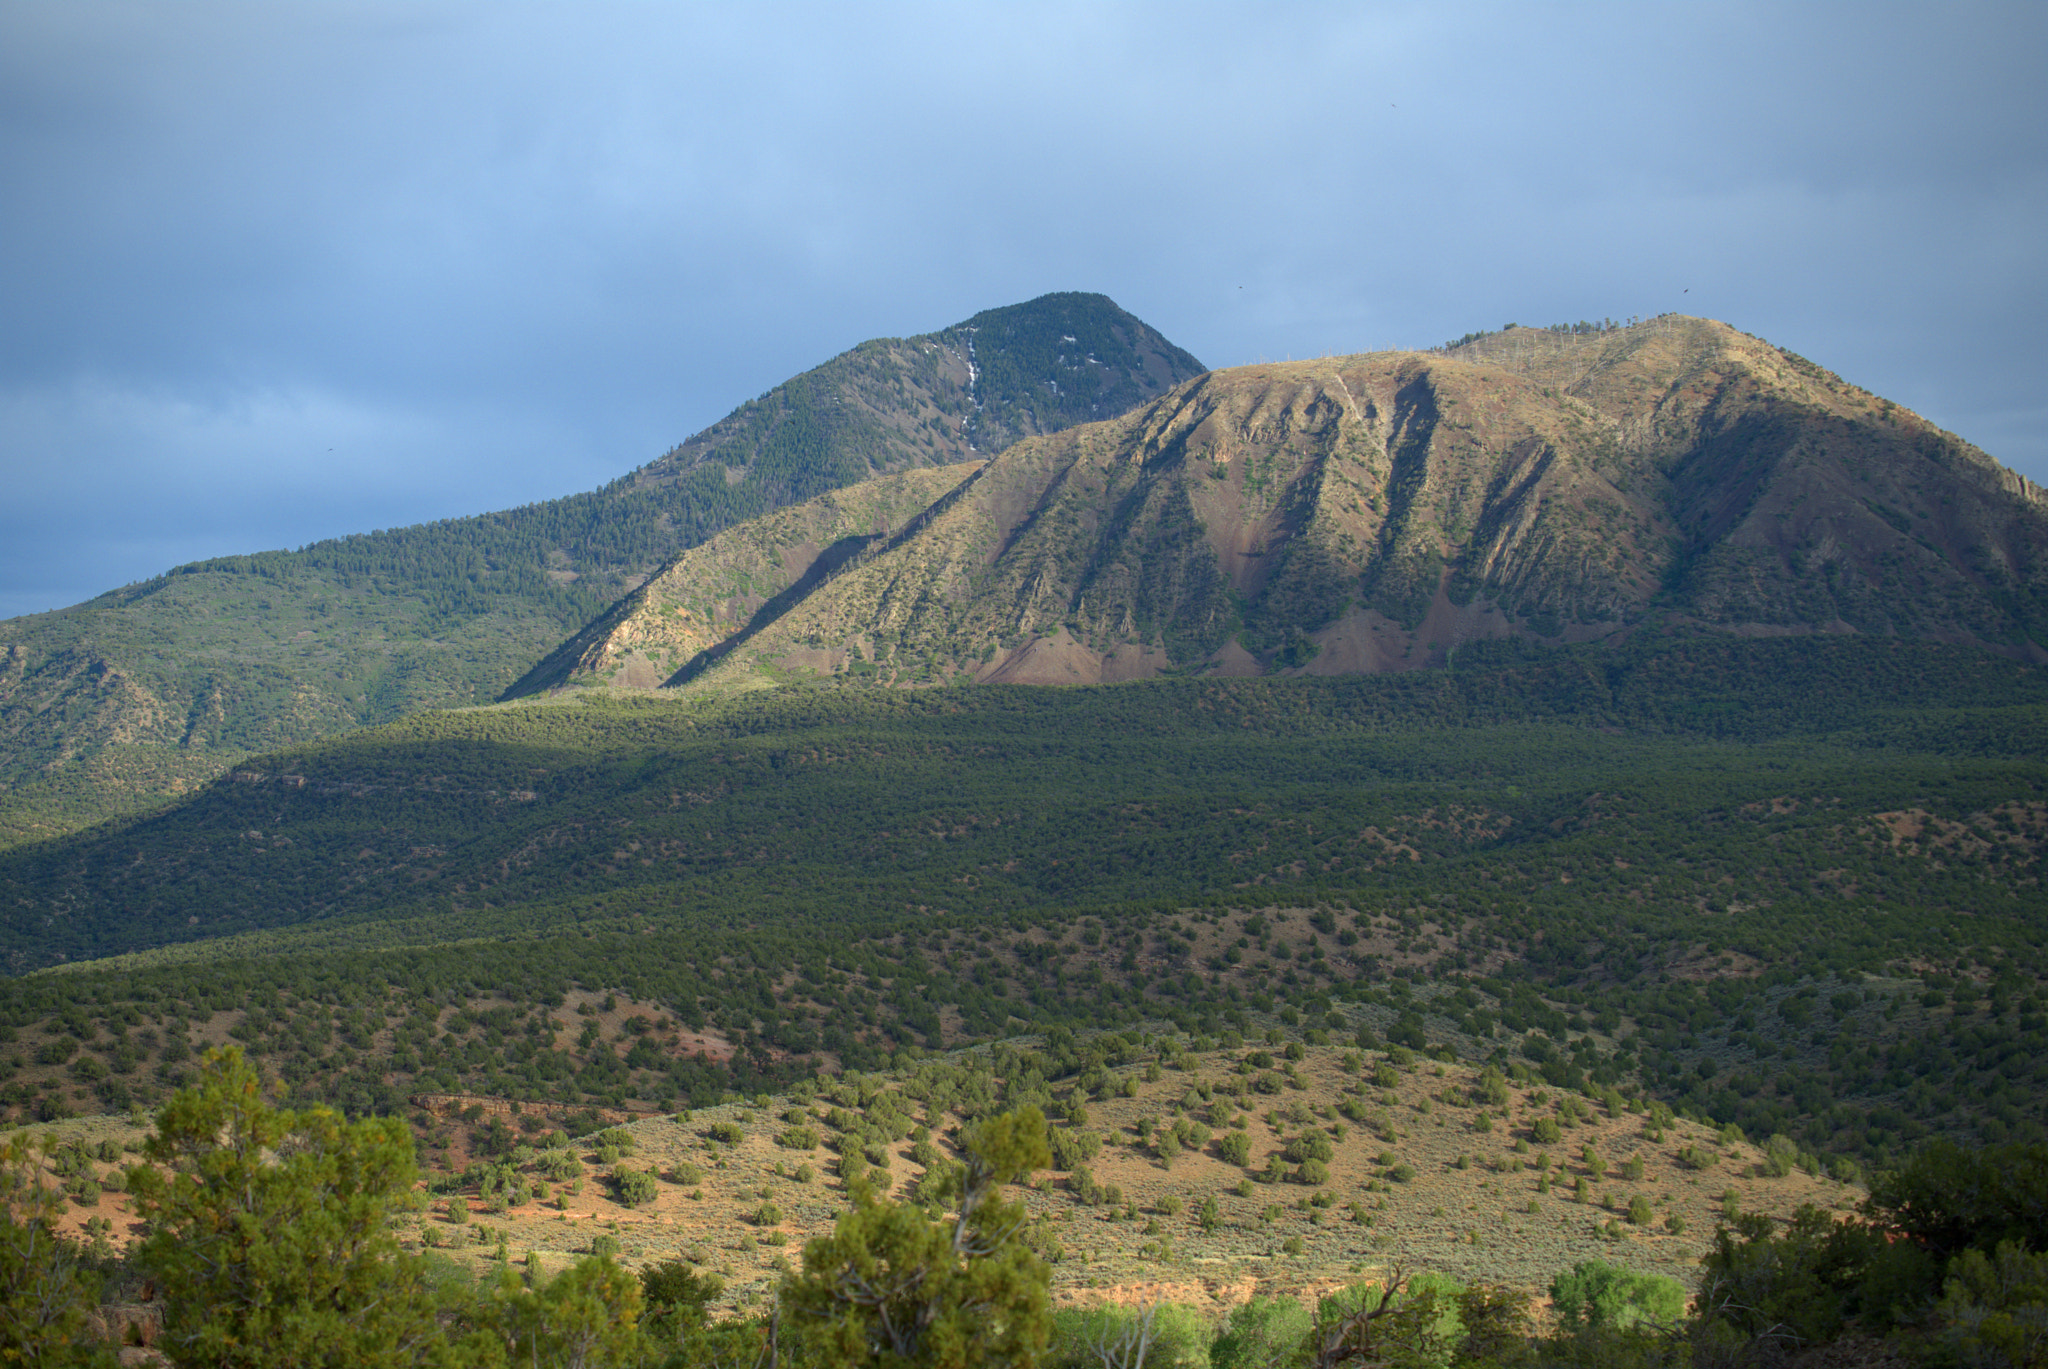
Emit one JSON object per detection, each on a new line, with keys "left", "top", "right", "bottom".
{"left": 535, "top": 315, "right": 2045, "bottom": 697}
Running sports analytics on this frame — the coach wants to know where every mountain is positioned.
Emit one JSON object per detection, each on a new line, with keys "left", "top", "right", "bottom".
{"left": 0, "top": 294, "right": 1205, "bottom": 847}
{"left": 5, "top": 314, "right": 2045, "bottom": 1165}
{"left": 536, "top": 315, "right": 2045, "bottom": 696}
{"left": 628, "top": 289, "right": 1202, "bottom": 495}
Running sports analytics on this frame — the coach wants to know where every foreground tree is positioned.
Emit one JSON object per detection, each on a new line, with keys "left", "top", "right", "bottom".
{"left": 1297, "top": 1273, "right": 1461, "bottom": 1369}
{"left": 0, "top": 1134, "right": 117, "bottom": 1367}
{"left": 782, "top": 1106, "right": 1052, "bottom": 1368}
{"left": 484, "top": 1255, "right": 647, "bottom": 1369}
{"left": 125, "top": 1046, "right": 467, "bottom": 1368}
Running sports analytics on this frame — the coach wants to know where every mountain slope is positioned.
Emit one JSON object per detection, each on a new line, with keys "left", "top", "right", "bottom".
{"left": 592, "top": 315, "right": 2046, "bottom": 694}
{"left": 0, "top": 294, "right": 1204, "bottom": 847}
{"left": 501, "top": 465, "right": 984, "bottom": 696}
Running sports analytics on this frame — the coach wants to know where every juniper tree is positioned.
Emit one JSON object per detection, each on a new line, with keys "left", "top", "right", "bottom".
{"left": 784, "top": 1106, "right": 1052, "bottom": 1368}
{"left": 125, "top": 1046, "right": 461, "bottom": 1368}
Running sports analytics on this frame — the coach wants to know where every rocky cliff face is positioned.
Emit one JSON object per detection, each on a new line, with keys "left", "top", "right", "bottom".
{"left": 549, "top": 315, "right": 2044, "bottom": 694}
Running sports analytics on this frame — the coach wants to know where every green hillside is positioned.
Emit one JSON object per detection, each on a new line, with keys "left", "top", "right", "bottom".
{"left": 0, "top": 293, "right": 1205, "bottom": 849}
{"left": 2, "top": 635, "right": 2042, "bottom": 1166}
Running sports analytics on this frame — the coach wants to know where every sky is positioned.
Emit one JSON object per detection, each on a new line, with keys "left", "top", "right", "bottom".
{"left": 2, "top": 2, "right": 2044, "bottom": 620}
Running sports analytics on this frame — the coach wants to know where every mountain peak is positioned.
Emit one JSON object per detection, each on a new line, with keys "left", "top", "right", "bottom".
{"left": 628, "top": 292, "right": 1202, "bottom": 499}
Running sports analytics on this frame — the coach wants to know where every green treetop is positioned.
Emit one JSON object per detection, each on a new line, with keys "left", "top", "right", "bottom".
{"left": 124, "top": 1046, "right": 465, "bottom": 1368}
{"left": 783, "top": 1105, "right": 1053, "bottom": 1369}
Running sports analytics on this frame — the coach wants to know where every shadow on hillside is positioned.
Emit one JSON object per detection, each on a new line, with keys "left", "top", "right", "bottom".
{"left": 664, "top": 533, "right": 882, "bottom": 686}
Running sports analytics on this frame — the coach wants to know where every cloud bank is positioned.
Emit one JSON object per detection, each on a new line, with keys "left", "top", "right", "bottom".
{"left": 3, "top": 0, "right": 2042, "bottom": 617}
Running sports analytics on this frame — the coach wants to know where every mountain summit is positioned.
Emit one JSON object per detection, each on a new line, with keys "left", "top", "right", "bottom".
{"left": 529, "top": 315, "right": 2045, "bottom": 694}
{"left": 625, "top": 291, "right": 1201, "bottom": 502}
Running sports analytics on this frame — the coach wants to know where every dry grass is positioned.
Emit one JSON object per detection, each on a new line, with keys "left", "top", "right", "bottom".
{"left": 381, "top": 1042, "right": 1853, "bottom": 1315}
{"left": 8, "top": 1037, "right": 1855, "bottom": 1320}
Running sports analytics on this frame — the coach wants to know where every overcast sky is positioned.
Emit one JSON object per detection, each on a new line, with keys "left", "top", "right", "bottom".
{"left": 3, "top": 1, "right": 2043, "bottom": 620}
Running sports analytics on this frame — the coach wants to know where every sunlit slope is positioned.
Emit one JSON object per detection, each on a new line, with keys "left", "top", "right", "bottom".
{"left": 503, "top": 464, "right": 983, "bottom": 696}
{"left": 601, "top": 316, "right": 2046, "bottom": 694}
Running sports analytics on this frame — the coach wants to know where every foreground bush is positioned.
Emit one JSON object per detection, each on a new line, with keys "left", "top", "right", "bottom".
{"left": 782, "top": 1106, "right": 1054, "bottom": 1369}
{"left": 112, "top": 1047, "right": 655, "bottom": 1368}
{"left": 1693, "top": 1141, "right": 2048, "bottom": 1365}
{"left": 1549, "top": 1262, "right": 1686, "bottom": 1334}
{"left": 0, "top": 1133, "right": 117, "bottom": 1366}
{"left": 1046, "top": 1302, "right": 1213, "bottom": 1369}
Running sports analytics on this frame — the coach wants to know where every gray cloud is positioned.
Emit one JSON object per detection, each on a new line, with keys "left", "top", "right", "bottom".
{"left": 3, "top": 0, "right": 2043, "bottom": 618}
